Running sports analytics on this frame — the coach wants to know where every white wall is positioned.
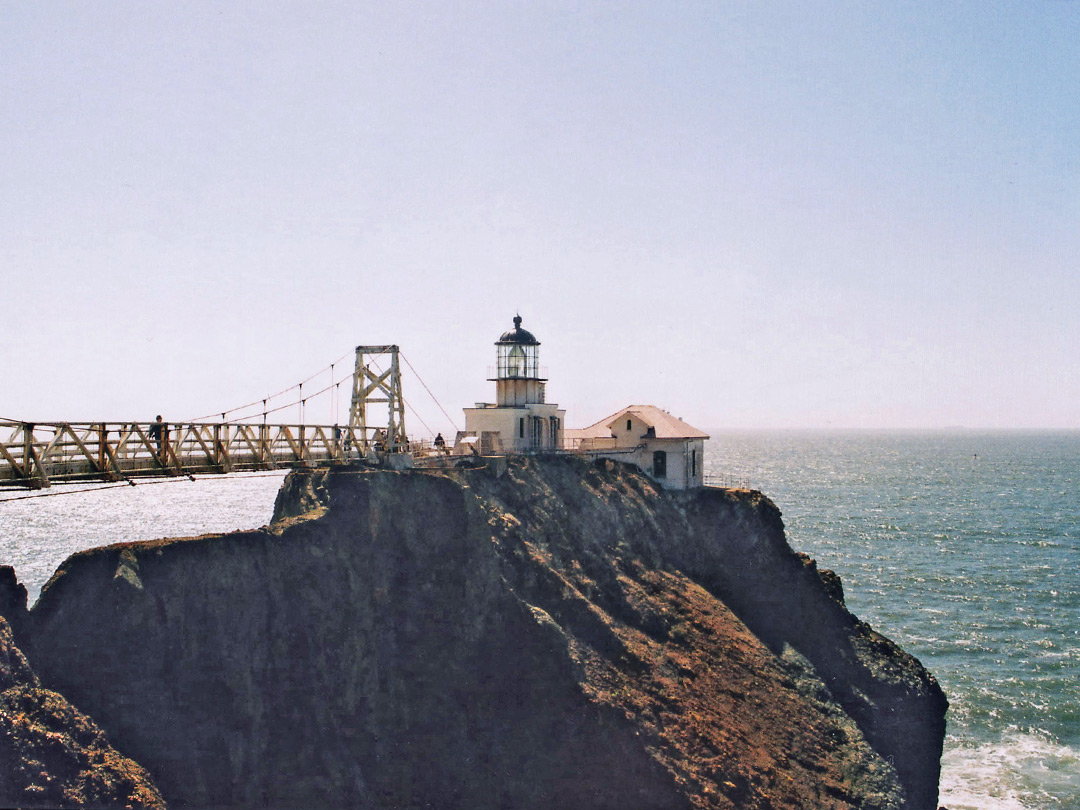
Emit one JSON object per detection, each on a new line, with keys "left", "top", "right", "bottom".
{"left": 463, "top": 404, "right": 566, "bottom": 452}
{"left": 587, "top": 437, "right": 705, "bottom": 490}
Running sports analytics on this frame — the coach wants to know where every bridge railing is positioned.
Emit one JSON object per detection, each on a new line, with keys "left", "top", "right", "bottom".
{"left": 0, "top": 420, "right": 381, "bottom": 488}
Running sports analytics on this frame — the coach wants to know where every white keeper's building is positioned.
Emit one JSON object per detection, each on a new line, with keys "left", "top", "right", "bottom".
{"left": 564, "top": 405, "right": 709, "bottom": 490}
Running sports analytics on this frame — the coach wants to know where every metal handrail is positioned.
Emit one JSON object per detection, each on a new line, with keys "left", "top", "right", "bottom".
{"left": 703, "top": 473, "right": 753, "bottom": 490}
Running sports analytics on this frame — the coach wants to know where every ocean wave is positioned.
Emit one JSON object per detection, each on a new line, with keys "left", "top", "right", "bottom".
{"left": 940, "top": 730, "right": 1080, "bottom": 810}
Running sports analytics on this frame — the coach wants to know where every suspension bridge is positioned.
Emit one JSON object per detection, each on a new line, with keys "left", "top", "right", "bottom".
{"left": 1, "top": 345, "right": 460, "bottom": 490}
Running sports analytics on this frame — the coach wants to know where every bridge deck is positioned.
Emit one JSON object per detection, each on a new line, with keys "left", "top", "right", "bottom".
{"left": 0, "top": 421, "right": 382, "bottom": 489}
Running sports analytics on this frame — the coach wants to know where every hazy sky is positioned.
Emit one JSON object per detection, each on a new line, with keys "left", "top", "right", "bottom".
{"left": 3, "top": 2, "right": 1078, "bottom": 433}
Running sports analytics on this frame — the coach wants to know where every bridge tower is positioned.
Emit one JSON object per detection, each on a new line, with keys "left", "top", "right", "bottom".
{"left": 349, "top": 345, "right": 408, "bottom": 453}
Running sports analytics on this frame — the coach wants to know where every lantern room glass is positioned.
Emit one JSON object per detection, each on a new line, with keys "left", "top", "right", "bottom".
{"left": 497, "top": 343, "right": 539, "bottom": 379}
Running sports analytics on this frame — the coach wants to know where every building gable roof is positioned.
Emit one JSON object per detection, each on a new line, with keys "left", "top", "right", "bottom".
{"left": 575, "top": 405, "right": 709, "bottom": 440}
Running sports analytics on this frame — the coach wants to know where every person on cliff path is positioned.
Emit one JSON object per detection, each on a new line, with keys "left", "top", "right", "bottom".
{"left": 434, "top": 433, "right": 446, "bottom": 453}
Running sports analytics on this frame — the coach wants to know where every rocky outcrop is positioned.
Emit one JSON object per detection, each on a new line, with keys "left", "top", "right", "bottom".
{"left": 0, "top": 565, "right": 29, "bottom": 639}
{"left": 22, "top": 456, "right": 947, "bottom": 809}
{"left": 0, "top": 614, "right": 165, "bottom": 809}
{"left": 673, "top": 489, "right": 948, "bottom": 810}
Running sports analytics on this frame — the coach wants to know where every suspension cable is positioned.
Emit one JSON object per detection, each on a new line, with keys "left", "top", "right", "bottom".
{"left": 185, "top": 351, "right": 350, "bottom": 423}
{"left": 400, "top": 352, "right": 462, "bottom": 433}
{"left": 0, "top": 482, "right": 141, "bottom": 501}
{"left": 403, "top": 398, "right": 435, "bottom": 437}
{"left": 49, "top": 346, "right": 458, "bottom": 438}
{"left": 215, "top": 376, "right": 342, "bottom": 425}
{"left": 0, "top": 470, "right": 291, "bottom": 504}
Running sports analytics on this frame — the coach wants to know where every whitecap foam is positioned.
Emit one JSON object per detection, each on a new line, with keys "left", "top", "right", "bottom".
{"left": 940, "top": 731, "right": 1080, "bottom": 810}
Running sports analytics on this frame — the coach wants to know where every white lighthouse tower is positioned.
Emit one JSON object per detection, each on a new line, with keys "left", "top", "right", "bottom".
{"left": 462, "top": 316, "right": 566, "bottom": 453}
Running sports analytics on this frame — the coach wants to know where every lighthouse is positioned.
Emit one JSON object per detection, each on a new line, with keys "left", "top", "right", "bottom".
{"left": 462, "top": 316, "right": 566, "bottom": 453}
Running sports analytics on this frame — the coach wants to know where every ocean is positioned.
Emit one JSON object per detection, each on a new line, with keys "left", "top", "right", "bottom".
{"left": 708, "top": 430, "right": 1080, "bottom": 810}
{"left": 1, "top": 430, "right": 1077, "bottom": 809}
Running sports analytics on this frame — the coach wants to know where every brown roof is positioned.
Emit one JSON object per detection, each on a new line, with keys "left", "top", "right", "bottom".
{"left": 575, "top": 405, "right": 709, "bottom": 440}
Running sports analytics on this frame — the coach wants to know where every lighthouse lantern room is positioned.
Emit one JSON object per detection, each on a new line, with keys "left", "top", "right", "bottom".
{"left": 493, "top": 315, "right": 545, "bottom": 407}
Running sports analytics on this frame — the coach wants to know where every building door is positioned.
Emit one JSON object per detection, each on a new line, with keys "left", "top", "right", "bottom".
{"left": 652, "top": 450, "right": 667, "bottom": 478}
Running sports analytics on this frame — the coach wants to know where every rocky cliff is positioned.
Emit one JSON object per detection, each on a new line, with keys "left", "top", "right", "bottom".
{"left": 0, "top": 606, "right": 165, "bottom": 809}
{"left": 20, "top": 456, "right": 947, "bottom": 809}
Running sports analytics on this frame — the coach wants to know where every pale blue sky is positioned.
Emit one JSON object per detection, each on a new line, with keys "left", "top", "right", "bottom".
{"left": 3, "top": 2, "right": 1077, "bottom": 432}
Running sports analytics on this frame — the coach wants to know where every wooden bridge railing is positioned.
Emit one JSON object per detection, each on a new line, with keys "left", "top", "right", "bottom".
{"left": 0, "top": 420, "right": 380, "bottom": 489}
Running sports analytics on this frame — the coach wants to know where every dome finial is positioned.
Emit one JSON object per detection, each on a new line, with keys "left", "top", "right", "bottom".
{"left": 496, "top": 315, "right": 539, "bottom": 345}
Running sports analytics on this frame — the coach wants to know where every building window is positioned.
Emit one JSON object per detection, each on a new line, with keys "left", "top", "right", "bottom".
{"left": 653, "top": 450, "right": 667, "bottom": 478}
{"left": 626, "top": 419, "right": 632, "bottom": 431}
{"left": 519, "top": 418, "right": 525, "bottom": 439}
{"left": 691, "top": 449, "right": 697, "bottom": 478}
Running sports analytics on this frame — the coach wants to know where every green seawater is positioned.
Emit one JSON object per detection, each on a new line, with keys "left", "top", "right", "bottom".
{"left": 706, "top": 430, "right": 1080, "bottom": 810}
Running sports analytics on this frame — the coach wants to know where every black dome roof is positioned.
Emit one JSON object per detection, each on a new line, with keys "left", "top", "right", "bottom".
{"left": 497, "top": 315, "right": 540, "bottom": 345}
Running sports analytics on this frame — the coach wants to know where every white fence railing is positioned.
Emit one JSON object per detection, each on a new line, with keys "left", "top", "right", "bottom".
{"left": 703, "top": 472, "right": 753, "bottom": 490}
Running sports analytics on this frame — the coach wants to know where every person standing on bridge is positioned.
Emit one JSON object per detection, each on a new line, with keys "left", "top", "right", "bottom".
{"left": 149, "top": 415, "right": 166, "bottom": 456}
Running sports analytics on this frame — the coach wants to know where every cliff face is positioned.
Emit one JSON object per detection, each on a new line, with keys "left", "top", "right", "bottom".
{"left": 23, "top": 456, "right": 947, "bottom": 810}
{"left": 0, "top": 611, "right": 165, "bottom": 810}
